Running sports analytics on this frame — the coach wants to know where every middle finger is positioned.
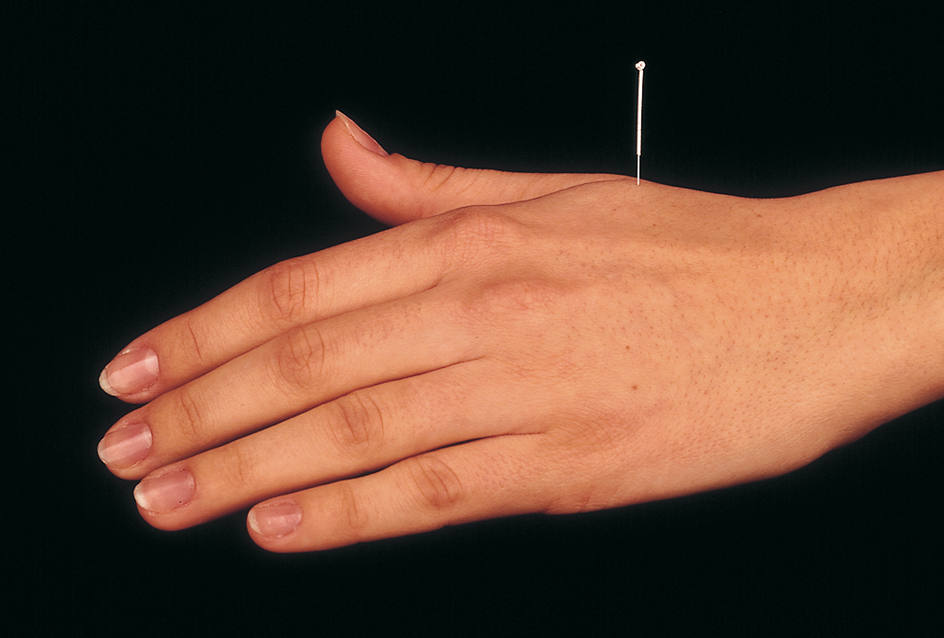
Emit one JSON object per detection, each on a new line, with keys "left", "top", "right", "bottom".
{"left": 99, "top": 286, "right": 482, "bottom": 479}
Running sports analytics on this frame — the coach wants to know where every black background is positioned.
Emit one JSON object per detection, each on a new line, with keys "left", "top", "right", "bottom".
{"left": 9, "top": 0, "right": 944, "bottom": 635}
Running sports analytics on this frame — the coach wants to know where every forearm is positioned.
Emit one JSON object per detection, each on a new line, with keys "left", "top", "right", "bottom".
{"left": 875, "top": 172, "right": 944, "bottom": 413}
{"left": 799, "top": 171, "right": 944, "bottom": 441}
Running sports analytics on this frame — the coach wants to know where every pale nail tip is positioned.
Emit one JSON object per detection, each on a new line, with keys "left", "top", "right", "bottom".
{"left": 247, "top": 509, "right": 263, "bottom": 536}
{"left": 99, "top": 368, "right": 118, "bottom": 397}
{"left": 133, "top": 483, "right": 152, "bottom": 511}
{"left": 335, "top": 109, "right": 352, "bottom": 126}
{"left": 248, "top": 506, "right": 302, "bottom": 538}
{"left": 247, "top": 509, "right": 288, "bottom": 537}
{"left": 97, "top": 439, "right": 111, "bottom": 465}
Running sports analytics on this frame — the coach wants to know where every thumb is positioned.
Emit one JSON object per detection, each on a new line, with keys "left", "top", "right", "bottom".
{"left": 322, "top": 111, "right": 629, "bottom": 226}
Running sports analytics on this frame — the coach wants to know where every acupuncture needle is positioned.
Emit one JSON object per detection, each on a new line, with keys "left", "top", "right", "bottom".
{"left": 635, "top": 60, "right": 645, "bottom": 185}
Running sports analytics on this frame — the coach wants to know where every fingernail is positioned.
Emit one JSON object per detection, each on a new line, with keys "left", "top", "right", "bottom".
{"left": 98, "top": 422, "right": 152, "bottom": 468}
{"left": 99, "top": 347, "right": 159, "bottom": 396}
{"left": 134, "top": 468, "right": 194, "bottom": 513}
{"left": 335, "top": 110, "right": 389, "bottom": 157}
{"left": 248, "top": 501, "right": 302, "bottom": 538}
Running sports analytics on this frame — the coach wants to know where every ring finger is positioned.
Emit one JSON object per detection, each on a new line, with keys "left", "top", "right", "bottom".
{"left": 129, "top": 358, "right": 547, "bottom": 530}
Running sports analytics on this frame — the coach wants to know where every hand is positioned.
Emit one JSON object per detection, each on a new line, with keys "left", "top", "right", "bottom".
{"left": 97, "top": 112, "right": 944, "bottom": 552}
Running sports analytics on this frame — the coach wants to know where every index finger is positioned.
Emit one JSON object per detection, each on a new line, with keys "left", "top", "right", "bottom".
{"left": 99, "top": 218, "right": 450, "bottom": 402}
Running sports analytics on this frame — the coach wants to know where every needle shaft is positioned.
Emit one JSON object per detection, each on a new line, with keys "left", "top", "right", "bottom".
{"left": 635, "top": 60, "right": 645, "bottom": 185}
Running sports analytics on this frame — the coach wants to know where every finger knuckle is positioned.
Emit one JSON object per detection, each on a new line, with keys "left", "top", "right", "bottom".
{"left": 179, "top": 314, "right": 209, "bottom": 367}
{"left": 493, "top": 278, "right": 565, "bottom": 311}
{"left": 404, "top": 455, "right": 464, "bottom": 513}
{"left": 461, "top": 278, "right": 565, "bottom": 325}
{"left": 272, "top": 326, "right": 326, "bottom": 393}
{"left": 336, "top": 482, "right": 371, "bottom": 544}
{"left": 331, "top": 391, "right": 386, "bottom": 455}
{"left": 217, "top": 444, "right": 257, "bottom": 491}
{"left": 257, "top": 258, "right": 323, "bottom": 328}
{"left": 416, "top": 161, "right": 461, "bottom": 194}
{"left": 173, "top": 386, "right": 209, "bottom": 445}
{"left": 438, "top": 207, "right": 520, "bottom": 267}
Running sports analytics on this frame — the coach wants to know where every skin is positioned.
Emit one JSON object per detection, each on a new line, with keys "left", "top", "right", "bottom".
{"left": 98, "top": 113, "right": 944, "bottom": 552}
